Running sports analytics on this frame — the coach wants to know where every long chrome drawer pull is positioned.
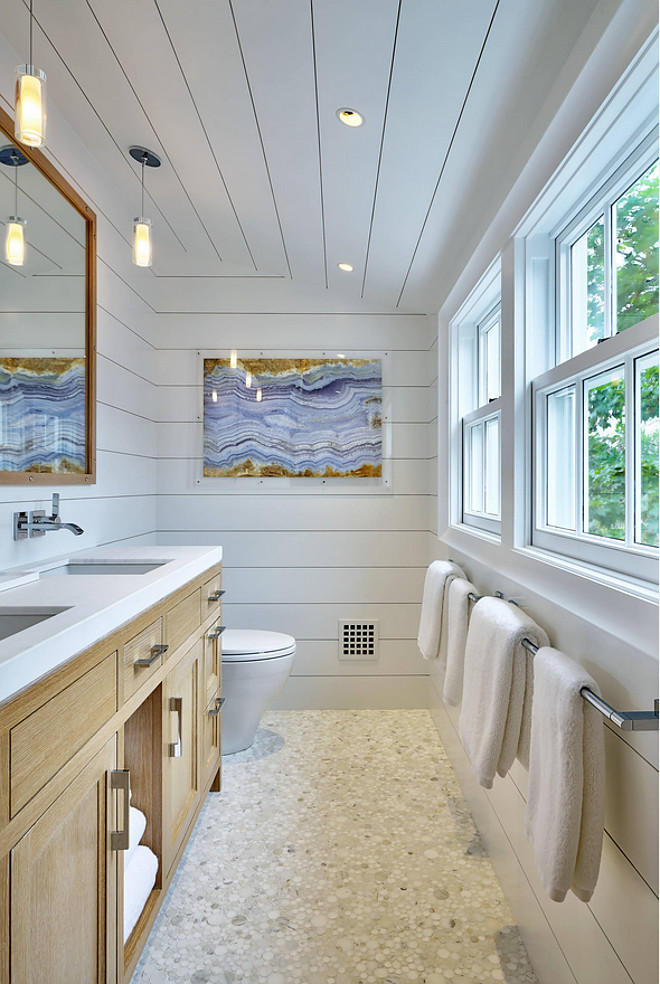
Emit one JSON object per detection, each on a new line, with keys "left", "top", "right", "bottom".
{"left": 208, "top": 696, "right": 226, "bottom": 717}
{"left": 134, "top": 643, "right": 169, "bottom": 667}
{"left": 207, "top": 590, "right": 225, "bottom": 602}
{"left": 110, "top": 770, "right": 130, "bottom": 851}
{"left": 207, "top": 625, "right": 226, "bottom": 640}
{"left": 169, "top": 697, "right": 183, "bottom": 757}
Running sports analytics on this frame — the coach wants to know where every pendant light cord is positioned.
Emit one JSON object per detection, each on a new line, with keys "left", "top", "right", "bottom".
{"left": 141, "top": 155, "right": 146, "bottom": 218}
{"left": 11, "top": 151, "right": 19, "bottom": 216}
{"left": 29, "top": 0, "right": 33, "bottom": 68}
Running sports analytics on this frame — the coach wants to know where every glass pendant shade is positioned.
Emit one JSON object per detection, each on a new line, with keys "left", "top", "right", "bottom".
{"left": 6, "top": 218, "right": 26, "bottom": 265}
{"left": 133, "top": 217, "right": 152, "bottom": 267}
{"left": 15, "top": 67, "right": 47, "bottom": 148}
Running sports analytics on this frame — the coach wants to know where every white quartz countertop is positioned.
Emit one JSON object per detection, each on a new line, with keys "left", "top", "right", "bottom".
{"left": 0, "top": 544, "right": 222, "bottom": 706}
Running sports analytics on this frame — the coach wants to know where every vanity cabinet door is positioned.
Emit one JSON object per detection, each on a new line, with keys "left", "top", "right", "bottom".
{"left": 9, "top": 736, "right": 118, "bottom": 984}
{"left": 162, "top": 640, "right": 201, "bottom": 876}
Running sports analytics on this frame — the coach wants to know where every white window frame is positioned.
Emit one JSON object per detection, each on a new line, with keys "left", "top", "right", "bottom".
{"left": 452, "top": 292, "right": 502, "bottom": 537}
{"left": 555, "top": 134, "right": 659, "bottom": 363}
{"left": 462, "top": 402, "right": 502, "bottom": 534}
{"left": 533, "top": 315, "right": 658, "bottom": 583}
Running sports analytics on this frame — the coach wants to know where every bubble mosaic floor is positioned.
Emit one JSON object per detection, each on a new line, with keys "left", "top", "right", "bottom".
{"left": 131, "top": 709, "right": 538, "bottom": 984}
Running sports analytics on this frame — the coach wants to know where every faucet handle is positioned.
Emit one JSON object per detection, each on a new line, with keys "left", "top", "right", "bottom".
{"left": 51, "top": 493, "right": 60, "bottom": 520}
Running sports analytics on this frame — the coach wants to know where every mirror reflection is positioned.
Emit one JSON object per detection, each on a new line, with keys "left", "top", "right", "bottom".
{"left": 0, "top": 128, "right": 91, "bottom": 479}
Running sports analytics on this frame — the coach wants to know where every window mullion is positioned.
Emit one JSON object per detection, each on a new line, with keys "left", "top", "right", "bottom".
{"left": 624, "top": 355, "right": 635, "bottom": 546}
{"left": 604, "top": 200, "right": 614, "bottom": 340}
{"left": 577, "top": 372, "right": 585, "bottom": 536}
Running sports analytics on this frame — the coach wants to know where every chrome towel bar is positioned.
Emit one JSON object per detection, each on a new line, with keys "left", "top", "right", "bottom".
{"left": 464, "top": 591, "right": 658, "bottom": 732}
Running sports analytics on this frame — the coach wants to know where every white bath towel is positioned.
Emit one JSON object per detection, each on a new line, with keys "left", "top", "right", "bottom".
{"left": 124, "top": 806, "right": 147, "bottom": 871}
{"left": 417, "top": 560, "right": 466, "bottom": 660}
{"left": 442, "top": 578, "right": 478, "bottom": 706}
{"left": 459, "top": 597, "right": 548, "bottom": 788}
{"left": 526, "top": 647, "right": 605, "bottom": 903}
{"left": 124, "top": 844, "right": 159, "bottom": 942}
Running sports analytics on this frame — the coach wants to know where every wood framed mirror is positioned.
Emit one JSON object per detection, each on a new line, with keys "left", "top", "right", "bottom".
{"left": 0, "top": 104, "right": 96, "bottom": 485}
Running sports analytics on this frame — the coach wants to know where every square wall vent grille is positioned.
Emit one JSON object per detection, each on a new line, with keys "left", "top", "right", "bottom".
{"left": 338, "top": 620, "right": 379, "bottom": 661}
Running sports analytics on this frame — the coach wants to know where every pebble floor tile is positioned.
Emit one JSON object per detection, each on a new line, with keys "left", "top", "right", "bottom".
{"left": 131, "top": 709, "right": 538, "bottom": 984}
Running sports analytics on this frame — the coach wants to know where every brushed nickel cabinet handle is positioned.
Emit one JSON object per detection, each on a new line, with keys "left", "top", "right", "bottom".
{"left": 134, "top": 643, "right": 169, "bottom": 667}
{"left": 208, "top": 696, "right": 226, "bottom": 718}
{"left": 207, "top": 590, "right": 225, "bottom": 602}
{"left": 207, "top": 625, "right": 226, "bottom": 640}
{"left": 110, "top": 770, "right": 130, "bottom": 851}
{"left": 169, "top": 697, "right": 182, "bottom": 757}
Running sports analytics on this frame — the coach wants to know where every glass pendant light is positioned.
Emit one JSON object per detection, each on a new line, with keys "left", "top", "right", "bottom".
{"left": 129, "top": 147, "right": 160, "bottom": 267}
{"left": 15, "top": 0, "right": 47, "bottom": 148}
{"left": 1, "top": 146, "right": 28, "bottom": 266}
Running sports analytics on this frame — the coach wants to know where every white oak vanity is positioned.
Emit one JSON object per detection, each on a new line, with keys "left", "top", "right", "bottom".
{"left": 0, "top": 545, "right": 223, "bottom": 983}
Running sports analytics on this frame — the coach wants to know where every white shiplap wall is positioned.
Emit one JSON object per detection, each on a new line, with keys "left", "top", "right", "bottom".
{"left": 155, "top": 310, "right": 434, "bottom": 707}
{"left": 0, "top": 36, "right": 158, "bottom": 570}
{"left": 426, "top": 11, "right": 659, "bottom": 982}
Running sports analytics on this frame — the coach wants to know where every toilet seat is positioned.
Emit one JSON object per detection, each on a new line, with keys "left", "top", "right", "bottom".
{"left": 221, "top": 629, "right": 296, "bottom": 661}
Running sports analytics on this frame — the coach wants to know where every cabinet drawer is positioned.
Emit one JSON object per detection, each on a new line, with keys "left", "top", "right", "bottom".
{"left": 10, "top": 653, "right": 117, "bottom": 817}
{"left": 123, "top": 617, "right": 165, "bottom": 702}
{"left": 166, "top": 589, "right": 201, "bottom": 655}
{"left": 201, "top": 570, "right": 223, "bottom": 621}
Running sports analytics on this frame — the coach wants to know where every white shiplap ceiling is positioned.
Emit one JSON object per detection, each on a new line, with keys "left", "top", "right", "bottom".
{"left": 1, "top": 0, "right": 608, "bottom": 313}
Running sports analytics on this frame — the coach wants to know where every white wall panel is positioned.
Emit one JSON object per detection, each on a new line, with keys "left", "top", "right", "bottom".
{"left": 274, "top": 675, "right": 428, "bottom": 710}
{"left": 157, "top": 494, "right": 429, "bottom": 532}
{"left": 97, "top": 355, "right": 157, "bottom": 421}
{"left": 218, "top": 602, "right": 420, "bottom": 640}
{"left": 286, "top": 639, "right": 427, "bottom": 677}
{"left": 188, "top": 530, "right": 428, "bottom": 569}
{"left": 223, "top": 567, "right": 424, "bottom": 605}
{"left": 156, "top": 312, "right": 431, "bottom": 351}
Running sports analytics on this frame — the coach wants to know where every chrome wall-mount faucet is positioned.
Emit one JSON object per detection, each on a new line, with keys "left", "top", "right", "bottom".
{"left": 13, "top": 493, "right": 84, "bottom": 540}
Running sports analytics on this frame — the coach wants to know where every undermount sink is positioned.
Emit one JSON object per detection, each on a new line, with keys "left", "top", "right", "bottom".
{"left": 40, "top": 561, "right": 168, "bottom": 577}
{"left": 0, "top": 609, "right": 69, "bottom": 642}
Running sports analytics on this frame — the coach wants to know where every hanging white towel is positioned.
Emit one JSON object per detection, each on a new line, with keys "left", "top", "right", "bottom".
{"left": 442, "top": 578, "right": 478, "bottom": 706}
{"left": 526, "top": 647, "right": 605, "bottom": 903}
{"left": 124, "top": 844, "right": 159, "bottom": 942}
{"left": 459, "top": 597, "right": 548, "bottom": 788}
{"left": 417, "top": 560, "right": 466, "bottom": 660}
{"left": 124, "top": 806, "right": 147, "bottom": 872}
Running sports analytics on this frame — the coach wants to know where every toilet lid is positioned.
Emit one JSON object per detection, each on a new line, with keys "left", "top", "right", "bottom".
{"left": 221, "top": 629, "right": 296, "bottom": 661}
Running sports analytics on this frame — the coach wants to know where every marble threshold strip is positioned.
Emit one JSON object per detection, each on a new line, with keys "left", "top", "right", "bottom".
{"left": 463, "top": 589, "right": 659, "bottom": 732}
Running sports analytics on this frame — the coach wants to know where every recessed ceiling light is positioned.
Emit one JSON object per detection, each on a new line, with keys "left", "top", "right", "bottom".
{"left": 337, "top": 108, "right": 364, "bottom": 127}
{"left": 338, "top": 263, "right": 353, "bottom": 272}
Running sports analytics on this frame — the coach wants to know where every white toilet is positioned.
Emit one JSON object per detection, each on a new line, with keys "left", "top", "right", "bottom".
{"left": 221, "top": 629, "right": 296, "bottom": 754}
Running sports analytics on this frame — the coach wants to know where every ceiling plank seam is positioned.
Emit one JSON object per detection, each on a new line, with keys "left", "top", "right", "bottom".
{"left": 360, "top": 0, "right": 403, "bottom": 301}
{"left": 395, "top": 0, "right": 502, "bottom": 309}
{"left": 153, "top": 0, "right": 258, "bottom": 271}
{"left": 310, "top": 0, "right": 328, "bottom": 290}
{"left": 227, "top": 0, "right": 292, "bottom": 280}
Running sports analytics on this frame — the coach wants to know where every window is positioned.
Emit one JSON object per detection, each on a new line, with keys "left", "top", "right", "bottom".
{"left": 459, "top": 303, "right": 502, "bottom": 534}
{"left": 557, "top": 155, "right": 659, "bottom": 360}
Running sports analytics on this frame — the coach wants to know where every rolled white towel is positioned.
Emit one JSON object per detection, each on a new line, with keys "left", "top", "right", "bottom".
{"left": 526, "top": 647, "right": 605, "bottom": 903}
{"left": 459, "top": 597, "right": 548, "bottom": 788}
{"left": 417, "top": 560, "right": 466, "bottom": 660}
{"left": 442, "top": 578, "right": 478, "bottom": 706}
{"left": 124, "top": 845, "right": 159, "bottom": 943}
{"left": 124, "top": 806, "right": 147, "bottom": 872}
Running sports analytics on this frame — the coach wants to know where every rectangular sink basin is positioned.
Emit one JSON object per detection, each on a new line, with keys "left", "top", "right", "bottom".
{"left": 0, "top": 609, "right": 69, "bottom": 642}
{"left": 41, "top": 561, "right": 168, "bottom": 577}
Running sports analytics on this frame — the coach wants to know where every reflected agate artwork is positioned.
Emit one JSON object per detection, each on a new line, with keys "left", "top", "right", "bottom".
{"left": 0, "top": 357, "right": 86, "bottom": 473}
{"left": 203, "top": 357, "right": 382, "bottom": 478}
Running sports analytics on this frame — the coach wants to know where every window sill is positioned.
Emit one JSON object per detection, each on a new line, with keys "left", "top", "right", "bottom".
{"left": 513, "top": 544, "right": 658, "bottom": 605}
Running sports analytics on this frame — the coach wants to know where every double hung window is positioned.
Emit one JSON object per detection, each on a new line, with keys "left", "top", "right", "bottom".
{"left": 461, "top": 305, "right": 502, "bottom": 534}
{"left": 533, "top": 146, "right": 659, "bottom": 582}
